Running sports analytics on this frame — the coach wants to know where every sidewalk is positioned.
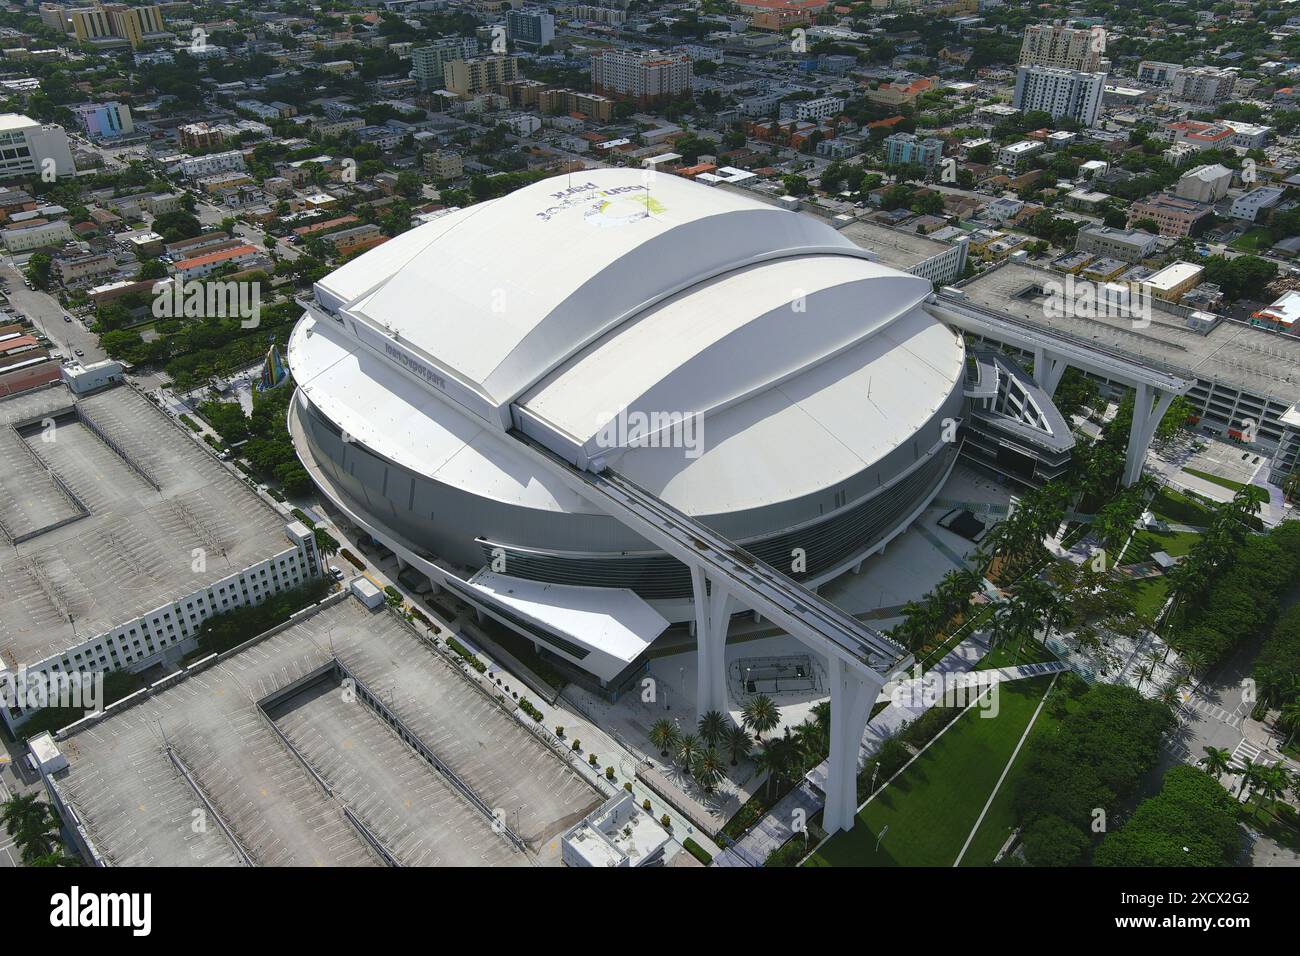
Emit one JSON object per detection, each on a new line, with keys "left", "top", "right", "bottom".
{"left": 728, "top": 631, "right": 992, "bottom": 865}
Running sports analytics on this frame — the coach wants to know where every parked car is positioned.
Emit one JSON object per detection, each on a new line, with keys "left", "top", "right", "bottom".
{"left": 73, "top": 348, "right": 84, "bottom": 357}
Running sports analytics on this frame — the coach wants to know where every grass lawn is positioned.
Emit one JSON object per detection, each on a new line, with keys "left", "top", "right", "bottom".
{"left": 1124, "top": 527, "right": 1199, "bottom": 564}
{"left": 1150, "top": 487, "right": 1214, "bottom": 526}
{"left": 959, "top": 681, "right": 1079, "bottom": 865}
{"left": 1181, "top": 467, "right": 1249, "bottom": 493}
{"left": 805, "top": 674, "right": 1053, "bottom": 867}
{"left": 1228, "top": 230, "right": 1271, "bottom": 254}
{"left": 1126, "top": 575, "right": 1171, "bottom": 621}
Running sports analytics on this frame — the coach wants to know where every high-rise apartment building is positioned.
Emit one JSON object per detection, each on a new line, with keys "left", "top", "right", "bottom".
{"left": 1012, "top": 65, "right": 1106, "bottom": 126}
{"left": 1171, "top": 67, "right": 1237, "bottom": 105}
{"left": 504, "top": 9, "right": 555, "bottom": 49}
{"left": 444, "top": 55, "right": 520, "bottom": 97}
{"left": 590, "top": 48, "right": 692, "bottom": 106}
{"left": 70, "top": 3, "right": 166, "bottom": 49}
{"left": 883, "top": 132, "right": 944, "bottom": 170}
{"left": 410, "top": 37, "right": 478, "bottom": 90}
{"left": 1018, "top": 22, "right": 1103, "bottom": 73}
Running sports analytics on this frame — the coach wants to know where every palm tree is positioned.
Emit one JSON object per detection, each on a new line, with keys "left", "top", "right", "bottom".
{"left": 1198, "top": 746, "right": 1232, "bottom": 781}
{"left": 1157, "top": 683, "right": 1183, "bottom": 709}
{"left": 741, "top": 694, "right": 780, "bottom": 741}
{"left": 676, "top": 732, "right": 701, "bottom": 769}
{"left": 1238, "top": 758, "right": 1262, "bottom": 799}
{"left": 1251, "top": 765, "right": 1291, "bottom": 818}
{"left": 1180, "top": 649, "right": 1208, "bottom": 681}
{"left": 752, "top": 738, "right": 795, "bottom": 800}
{"left": 1277, "top": 699, "right": 1300, "bottom": 749}
{"left": 648, "top": 718, "right": 679, "bottom": 758}
{"left": 1136, "top": 663, "right": 1155, "bottom": 691}
{"left": 1, "top": 794, "right": 57, "bottom": 863}
{"left": 723, "top": 723, "right": 751, "bottom": 766}
{"left": 691, "top": 748, "right": 725, "bottom": 794}
{"left": 697, "top": 709, "right": 728, "bottom": 748}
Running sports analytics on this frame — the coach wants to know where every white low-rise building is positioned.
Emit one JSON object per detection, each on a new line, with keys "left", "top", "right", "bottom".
{"left": 562, "top": 792, "right": 670, "bottom": 867}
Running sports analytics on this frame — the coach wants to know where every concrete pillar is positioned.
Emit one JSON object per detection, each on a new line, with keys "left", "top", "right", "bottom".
{"left": 824, "top": 656, "right": 878, "bottom": 834}
{"left": 691, "top": 566, "right": 732, "bottom": 721}
{"left": 1123, "top": 383, "right": 1175, "bottom": 486}
{"left": 1032, "top": 347, "right": 1067, "bottom": 397}
{"left": 395, "top": 555, "right": 409, "bottom": 572}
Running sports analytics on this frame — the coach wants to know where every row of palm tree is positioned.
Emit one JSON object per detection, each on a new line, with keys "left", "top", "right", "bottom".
{"left": 2, "top": 794, "right": 77, "bottom": 867}
{"left": 1165, "top": 484, "right": 1264, "bottom": 611}
{"left": 891, "top": 566, "right": 982, "bottom": 655}
{"left": 648, "top": 695, "right": 784, "bottom": 795}
{"left": 1198, "top": 746, "right": 1297, "bottom": 818}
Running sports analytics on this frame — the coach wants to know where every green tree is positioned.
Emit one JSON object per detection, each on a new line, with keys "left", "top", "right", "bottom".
{"left": 1197, "top": 746, "right": 1232, "bottom": 782}
{"left": 691, "top": 748, "right": 725, "bottom": 793}
{"left": 741, "top": 694, "right": 780, "bottom": 741}
{"left": 649, "top": 718, "right": 680, "bottom": 758}
{"left": 697, "top": 709, "right": 727, "bottom": 748}
{"left": 723, "top": 723, "right": 752, "bottom": 766}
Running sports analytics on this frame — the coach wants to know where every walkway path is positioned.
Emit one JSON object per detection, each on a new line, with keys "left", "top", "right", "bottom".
{"left": 726, "top": 631, "right": 992, "bottom": 865}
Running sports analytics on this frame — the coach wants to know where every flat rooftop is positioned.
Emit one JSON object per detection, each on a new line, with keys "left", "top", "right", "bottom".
{"left": 49, "top": 595, "right": 600, "bottom": 866}
{"left": 837, "top": 219, "right": 955, "bottom": 273}
{"left": 0, "top": 384, "right": 294, "bottom": 670}
{"left": 953, "top": 262, "right": 1300, "bottom": 402}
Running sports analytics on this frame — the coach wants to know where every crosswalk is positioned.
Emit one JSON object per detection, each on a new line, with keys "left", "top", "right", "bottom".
{"left": 1230, "top": 738, "right": 1267, "bottom": 771}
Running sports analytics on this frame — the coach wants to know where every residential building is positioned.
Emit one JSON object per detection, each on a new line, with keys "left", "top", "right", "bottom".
{"left": 1012, "top": 66, "right": 1105, "bottom": 126}
{"left": 504, "top": 8, "right": 555, "bottom": 48}
{"left": 70, "top": 3, "right": 167, "bottom": 49}
{"left": 178, "top": 122, "right": 231, "bottom": 150}
{"left": 323, "top": 223, "right": 387, "bottom": 257}
{"left": 1174, "top": 164, "right": 1232, "bottom": 203}
{"left": 1127, "top": 193, "right": 1213, "bottom": 237}
{"left": 865, "top": 75, "right": 938, "bottom": 108}
{"left": 778, "top": 96, "right": 845, "bottom": 121}
{"left": 537, "top": 88, "right": 614, "bottom": 122}
{"left": 410, "top": 37, "right": 477, "bottom": 90}
{"left": 174, "top": 243, "right": 261, "bottom": 280}
{"left": 52, "top": 252, "right": 115, "bottom": 283}
{"left": 1171, "top": 67, "right": 1236, "bottom": 104}
{"left": 1136, "top": 60, "right": 1181, "bottom": 86}
{"left": 1, "top": 218, "right": 73, "bottom": 251}
{"left": 998, "top": 139, "right": 1043, "bottom": 169}
{"left": 444, "top": 56, "right": 521, "bottom": 97}
{"left": 1018, "top": 22, "right": 1103, "bottom": 72}
{"left": 0, "top": 114, "right": 76, "bottom": 180}
{"left": 1074, "top": 224, "right": 1159, "bottom": 263}
{"left": 590, "top": 49, "right": 692, "bottom": 105}
{"left": 883, "top": 132, "right": 943, "bottom": 170}
{"left": 423, "top": 150, "right": 463, "bottom": 179}
{"left": 174, "top": 150, "right": 247, "bottom": 179}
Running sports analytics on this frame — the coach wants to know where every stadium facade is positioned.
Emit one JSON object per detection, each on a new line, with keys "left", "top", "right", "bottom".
{"left": 287, "top": 170, "right": 974, "bottom": 689}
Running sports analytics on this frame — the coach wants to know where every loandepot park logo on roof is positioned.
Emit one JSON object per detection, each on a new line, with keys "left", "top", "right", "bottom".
{"left": 535, "top": 183, "right": 666, "bottom": 226}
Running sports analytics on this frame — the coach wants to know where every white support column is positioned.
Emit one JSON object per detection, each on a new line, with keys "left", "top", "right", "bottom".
{"left": 1123, "top": 383, "right": 1175, "bottom": 486}
{"left": 1041, "top": 355, "right": 1067, "bottom": 398}
{"left": 691, "top": 566, "right": 732, "bottom": 721}
{"left": 824, "top": 656, "right": 879, "bottom": 834}
{"left": 1032, "top": 347, "right": 1067, "bottom": 397}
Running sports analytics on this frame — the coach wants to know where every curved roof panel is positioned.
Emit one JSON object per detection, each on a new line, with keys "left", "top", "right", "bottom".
{"left": 323, "top": 169, "right": 868, "bottom": 407}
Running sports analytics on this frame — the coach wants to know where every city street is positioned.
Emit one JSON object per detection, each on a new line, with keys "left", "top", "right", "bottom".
{"left": 0, "top": 259, "right": 106, "bottom": 363}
